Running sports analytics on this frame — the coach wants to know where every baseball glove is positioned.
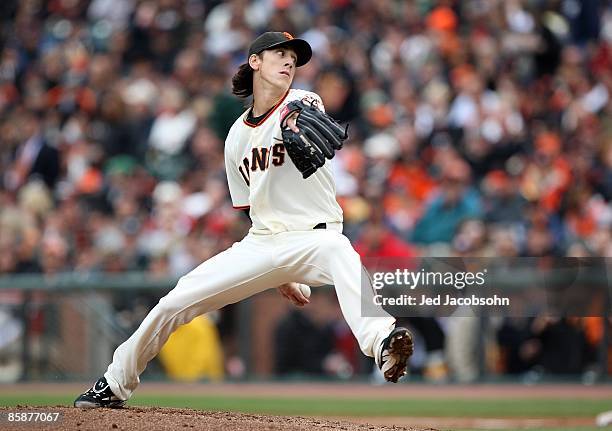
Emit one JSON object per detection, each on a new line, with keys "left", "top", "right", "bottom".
{"left": 280, "top": 99, "right": 348, "bottom": 178}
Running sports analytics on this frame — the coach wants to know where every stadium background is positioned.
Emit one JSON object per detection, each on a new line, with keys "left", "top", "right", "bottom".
{"left": 0, "top": 0, "right": 610, "bottom": 429}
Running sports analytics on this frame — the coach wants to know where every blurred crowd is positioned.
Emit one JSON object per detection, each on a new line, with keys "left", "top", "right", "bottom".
{"left": 0, "top": 0, "right": 611, "bottom": 381}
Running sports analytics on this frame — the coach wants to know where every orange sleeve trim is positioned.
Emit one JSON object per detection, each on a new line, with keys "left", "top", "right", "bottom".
{"left": 243, "top": 90, "right": 290, "bottom": 128}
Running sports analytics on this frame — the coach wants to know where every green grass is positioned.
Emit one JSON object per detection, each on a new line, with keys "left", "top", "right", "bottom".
{"left": 0, "top": 395, "right": 609, "bottom": 418}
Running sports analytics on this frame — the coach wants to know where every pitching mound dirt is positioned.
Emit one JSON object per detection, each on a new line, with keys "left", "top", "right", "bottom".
{"left": 1, "top": 406, "right": 434, "bottom": 431}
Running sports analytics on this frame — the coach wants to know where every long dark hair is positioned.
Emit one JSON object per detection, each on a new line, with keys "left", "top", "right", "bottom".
{"left": 232, "top": 63, "right": 254, "bottom": 98}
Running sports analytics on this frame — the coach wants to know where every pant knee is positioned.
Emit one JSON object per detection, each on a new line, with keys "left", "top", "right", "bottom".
{"left": 152, "top": 298, "right": 177, "bottom": 318}
{"left": 153, "top": 276, "right": 192, "bottom": 315}
{"left": 154, "top": 299, "right": 200, "bottom": 330}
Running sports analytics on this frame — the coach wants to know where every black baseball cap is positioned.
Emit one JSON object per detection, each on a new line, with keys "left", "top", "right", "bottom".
{"left": 248, "top": 31, "right": 312, "bottom": 67}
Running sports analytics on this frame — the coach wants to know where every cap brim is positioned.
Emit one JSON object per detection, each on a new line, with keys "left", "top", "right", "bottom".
{"left": 267, "top": 39, "right": 312, "bottom": 67}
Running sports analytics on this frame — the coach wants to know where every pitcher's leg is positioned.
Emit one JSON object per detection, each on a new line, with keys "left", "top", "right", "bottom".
{"left": 291, "top": 231, "right": 395, "bottom": 359}
{"left": 288, "top": 230, "right": 413, "bottom": 382}
{"left": 323, "top": 233, "right": 395, "bottom": 359}
{"left": 104, "top": 235, "right": 283, "bottom": 400}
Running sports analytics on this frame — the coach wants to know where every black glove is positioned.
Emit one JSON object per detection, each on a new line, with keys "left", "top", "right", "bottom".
{"left": 280, "top": 99, "right": 348, "bottom": 179}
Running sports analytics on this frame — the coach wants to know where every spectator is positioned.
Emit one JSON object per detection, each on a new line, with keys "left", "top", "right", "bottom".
{"left": 411, "top": 158, "right": 482, "bottom": 244}
{"left": 483, "top": 170, "right": 527, "bottom": 225}
{"left": 5, "top": 112, "right": 60, "bottom": 191}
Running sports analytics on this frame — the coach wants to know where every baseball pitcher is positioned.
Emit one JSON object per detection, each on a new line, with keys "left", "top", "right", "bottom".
{"left": 75, "top": 32, "right": 413, "bottom": 408}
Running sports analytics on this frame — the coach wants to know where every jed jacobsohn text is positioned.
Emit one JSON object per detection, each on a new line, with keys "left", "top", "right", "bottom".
{"left": 370, "top": 269, "right": 511, "bottom": 308}
{"left": 374, "top": 293, "right": 510, "bottom": 307}
{"left": 371, "top": 269, "right": 487, "bottom": 290}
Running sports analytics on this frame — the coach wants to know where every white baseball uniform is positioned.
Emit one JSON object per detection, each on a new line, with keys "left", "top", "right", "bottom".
{"left": 104, "top": 89, "right": 396, "bottom": 400}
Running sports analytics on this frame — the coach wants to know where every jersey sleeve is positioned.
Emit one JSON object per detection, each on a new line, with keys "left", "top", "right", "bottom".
{"left": 224, "top": 139, "right": 250, "bottom": 209}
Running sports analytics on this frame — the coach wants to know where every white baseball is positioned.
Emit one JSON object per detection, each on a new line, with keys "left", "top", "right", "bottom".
{"left": 298, "top": 284, "right": 311, "bottom": 298}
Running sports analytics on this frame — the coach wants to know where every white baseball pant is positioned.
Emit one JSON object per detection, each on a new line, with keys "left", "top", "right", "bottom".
{"left": 104, "top": 224, "right": 395, "bottom": 400}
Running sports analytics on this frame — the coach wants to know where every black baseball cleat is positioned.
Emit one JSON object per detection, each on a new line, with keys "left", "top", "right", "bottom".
{"left": 378, "top": 327, "right": 414, "bottom": 383}
{"left": 74, "top": 377, "right": 125, "bottom": 408}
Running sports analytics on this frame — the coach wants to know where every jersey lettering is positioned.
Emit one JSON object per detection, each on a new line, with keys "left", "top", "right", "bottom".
{"left": 272, "top": 143, "right": 285, "bottom": 166}
{"left": 252, "top": 147, "right": 269, "bottom": 172}
{"left": 239, "top": 145, "right": 285, "bottom": 186}
{"left": 239, "top": 158, "right": 250, "bottom": 185}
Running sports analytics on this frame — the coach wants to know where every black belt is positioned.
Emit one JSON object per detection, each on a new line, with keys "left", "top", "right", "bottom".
{"left": 313, "top": 223, "right": 327, "bottom": 230}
